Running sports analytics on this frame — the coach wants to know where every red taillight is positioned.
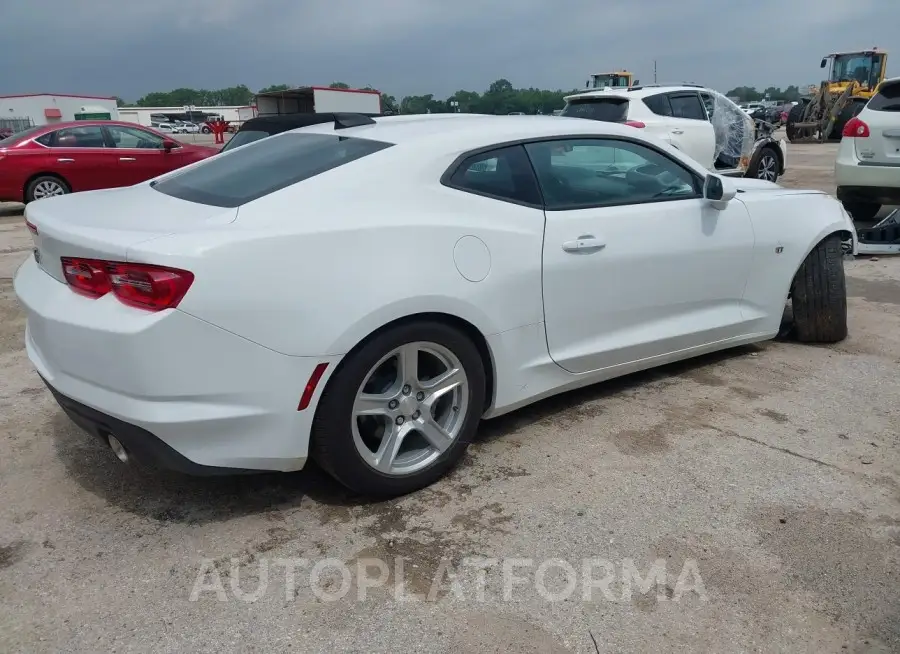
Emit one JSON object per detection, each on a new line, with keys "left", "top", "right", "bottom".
{"left": 59, "top": 257, "right": 194, "bottom": 310}
{"left": 61, "top": 258, "right": 111, "bottom": 298}
{"left": 298, "top": 363, "right": 329, "bottom": 411}
{"left": 25, "top": 218, "right": 38, "bottom": 235}
{"left": 625, "top": 120, "right": 646, "bottom": 128}
{"left": 843, "top": 116, "right": 870, "bottom": 138}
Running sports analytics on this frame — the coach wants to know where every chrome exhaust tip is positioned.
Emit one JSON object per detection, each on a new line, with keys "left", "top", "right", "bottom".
{"left": 107, "top": 435, "right": 129, "bottom": 463}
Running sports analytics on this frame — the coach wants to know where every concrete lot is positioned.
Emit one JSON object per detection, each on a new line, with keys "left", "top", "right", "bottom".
{"left": 1, "top": 143, "right": 899, "bottom": 653}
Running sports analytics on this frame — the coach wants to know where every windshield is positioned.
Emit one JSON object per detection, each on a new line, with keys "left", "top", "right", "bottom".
{"left": 152, "top": 132, "right": 393, "bottom": 208}
{"left": 830, "top": 53, "right": 884, "bottom": 87}
{"left": 220, "top": 130, "right": 269, "bottom": 152}
{"left": 0, "top": 125, "right": 43, "bottom": 147}
{"left": 590, "top": 75, "right": 629, "bottom": 88}
{"left": 561, "top": 98, "right": 629, "bottom": 122}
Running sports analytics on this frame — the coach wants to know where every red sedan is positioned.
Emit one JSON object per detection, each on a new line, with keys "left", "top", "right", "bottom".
{"left": 0, "top": 120, "right": 218, "bottom": 203}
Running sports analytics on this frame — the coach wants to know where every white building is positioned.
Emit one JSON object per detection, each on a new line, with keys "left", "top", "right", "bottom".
{"left": 0, "top": 93, "right": 119, "bottom": 127}
{"left": 118, "top": 106, "right": 254, "bottom": 126}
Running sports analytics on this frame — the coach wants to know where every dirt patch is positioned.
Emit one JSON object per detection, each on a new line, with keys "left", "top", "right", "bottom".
{"left": 752, "top": 506, "right": 900, "bottom": 649}
{"left": 756, "top": 408, "right": 790, "bottom": 424}
{"left": 847, "top": 277, "right": 900, "bottom": 306}
{"left": 0, "top": 540, "right": 29, "bottom": 569}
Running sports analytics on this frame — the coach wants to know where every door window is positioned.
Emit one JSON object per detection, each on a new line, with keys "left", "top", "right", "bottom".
{"left": 667, "top": 93, "right": 707, "bottom": 120}
{"left": 524, "top": 138, "right": 702, "bottom": 210}
{"left": 49, "top": 126, "right": 106, "bottom": 148}
{"left": 106, "top": 125, "right": 167, "bottom": 149}
{"left": 699, "top": 93, "right": 715, "bottom": 119}
{"left": 444, "top": 144, "right": 542, "bottom": 206}
{"left": 642, "top": 94, "right": 673, "bottom": 117}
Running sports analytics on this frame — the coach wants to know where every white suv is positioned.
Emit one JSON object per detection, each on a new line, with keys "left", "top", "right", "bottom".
{"left": 562, "top": 85, "right": 787, "bottom": 181}
{"left": 835, "top": 76, "right": 900, "bottom": 221}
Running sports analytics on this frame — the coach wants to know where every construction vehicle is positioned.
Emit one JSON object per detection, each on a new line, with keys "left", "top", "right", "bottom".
{"left": 786, "top": 48, "right": 888, "bottom": 143}
{"left": 585, "top": 71, "right": 638, "bottom": 90}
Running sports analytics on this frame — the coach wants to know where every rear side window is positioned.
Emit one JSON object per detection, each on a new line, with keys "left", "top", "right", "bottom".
{"left": 152, "top": 133, "right": 393, "bottom": 208}
{"left": 668, "top": 93, "right": 707, "bottom": 120}
{"left": 561, "top": 98, "right": 629, "bottom": 122}
{"left": 642, "top": 94, "right": 673, "bottom": 116}
{"left": 444, "top": 144, "right": 542, "bottom": 206}
{"left": 220, "top": 130, "right": 269, "bottom": 152}
{"left": 867, "top": 83, "right": 900, "bottom": 111}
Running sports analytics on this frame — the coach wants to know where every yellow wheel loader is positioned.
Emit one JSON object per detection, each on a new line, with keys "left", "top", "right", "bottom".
{"left": 786, "top": 48, "right": 888, "bottom": 143}
{"left": 586, "top": 71, "right": 637, "bottom": 90}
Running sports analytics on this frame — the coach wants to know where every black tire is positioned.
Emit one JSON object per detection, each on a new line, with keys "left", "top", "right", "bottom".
{"left": 785, "top": 101, "right": 809, "bottom": 143}
{"left": 791, "top": 234, "right": 848, "bottom": 343}
{"left": 841, "top": 200, "right": 881, "bottom": 222}
{"left": 201, "top": 125, "right": 211, "bottom": 134}
{"left": 829, "top": 98, "right": 867, "bottom": 142}
{"left": 310, "top": 320, "right": 486, "bottom": 497}
{"left": 24, "top": 175, "right": 70, "bottom": 204}
{"left": 747, "top": 145, "right": 780, "bottom": 182}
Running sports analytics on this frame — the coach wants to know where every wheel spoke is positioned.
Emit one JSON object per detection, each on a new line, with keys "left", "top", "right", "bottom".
{"left": 353, "top": 393, "right": 393, "bottom": 417}
{"left": 417, "top": 417, "right": 453, "bottom": 453}
{"left": 397, "top": 344, "right": 419, "bottom": 386}
{"left": 420, "top": 367, "right": 463, "bottom": 403}
{"left": 373, "top": 422, "right": 412, "bottom": 472}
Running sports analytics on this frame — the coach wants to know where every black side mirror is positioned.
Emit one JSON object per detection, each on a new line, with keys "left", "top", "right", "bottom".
{"left": 705, "top": 175, "right": 723, "bottom": 200}
{"left": 820, "top": 58, "right": 827, "bottom": 68}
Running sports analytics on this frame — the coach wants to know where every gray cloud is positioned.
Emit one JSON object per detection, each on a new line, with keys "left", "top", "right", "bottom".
{"left": 3, "top": 0, "right": 896, "bottom": 101}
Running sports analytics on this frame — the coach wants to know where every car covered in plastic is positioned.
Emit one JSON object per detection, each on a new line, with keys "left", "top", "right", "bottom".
{"left": 562, "top": 84, "right": 787, "bottom": 182}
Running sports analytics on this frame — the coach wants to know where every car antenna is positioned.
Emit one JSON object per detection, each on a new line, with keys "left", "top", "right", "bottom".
{"left": 333, "top": 113, "right": 376, "bottom": 130}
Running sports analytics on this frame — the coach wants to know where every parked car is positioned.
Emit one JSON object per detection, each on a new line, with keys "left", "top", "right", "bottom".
{"left": 15, "top": 114, "right": 854, "bottom": 496}
{"left": 0, "top": 121, "right": 218, "bottom": 203}
{"left": 835, "top": 76, "right": 900, "bottom": 221}
{"left": 153, "top": 122, "right": 178, "bottom": 134}
{"left": 562, "top": 85, "right": 787, "bottom": 181}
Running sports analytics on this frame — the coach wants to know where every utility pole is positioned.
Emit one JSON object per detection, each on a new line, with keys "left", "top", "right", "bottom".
{"left": 653, "top": 60, "right": 657, "bottom": 84}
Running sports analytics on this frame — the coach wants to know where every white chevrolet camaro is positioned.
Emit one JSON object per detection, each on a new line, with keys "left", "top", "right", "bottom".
{"left": 15, "top": 113, "right": 855, "bottom": 497}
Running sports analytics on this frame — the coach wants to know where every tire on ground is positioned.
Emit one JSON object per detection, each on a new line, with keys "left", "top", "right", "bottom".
{"left": 747, "top": 144, "right": 780, "bottom": 181}
{"left": 841, "top": 200, "right": 880, "bottom": 222}
{"left": 24, "top": 175, "right": 70, "bottom": 204}
{"left": 785, "top": 101, "right": 808, "bottom": 143}
{"left": 790, "top": 233, "right": 848, "bottom": 343}
{"left": 310, "top": 320, "right": 486, "bottom": 497}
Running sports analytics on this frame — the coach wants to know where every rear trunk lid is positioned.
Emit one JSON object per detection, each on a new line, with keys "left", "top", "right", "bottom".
{"left": 25, "top": 184, "right": 237, "bottom": 284}
{"left": 855, "top": 80, "right": 900, "bottom": 165}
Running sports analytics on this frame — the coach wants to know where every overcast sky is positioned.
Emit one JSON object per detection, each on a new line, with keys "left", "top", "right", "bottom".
{"left": 3, "top": 0, "right": 897, "bottom": 101}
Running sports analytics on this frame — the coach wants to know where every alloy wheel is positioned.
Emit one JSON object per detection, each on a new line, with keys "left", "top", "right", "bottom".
{"left": 32, "top": 180, "right": 66, "bottom": 199}
{"left": 352, "top": 341, "right": 469, "bottom": 476}
{"left": 757, "top": 154, "right": 778, "bottom": 181}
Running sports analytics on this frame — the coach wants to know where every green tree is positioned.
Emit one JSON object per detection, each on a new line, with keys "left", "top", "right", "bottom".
{"left": 114, "top": 96, "right": 128, "bottom": 107}
{"left": 329, "top": 82, "right": 350, "bottom": 89}
{"left": 258, "top": 84, "right": 292, "bottom": 94}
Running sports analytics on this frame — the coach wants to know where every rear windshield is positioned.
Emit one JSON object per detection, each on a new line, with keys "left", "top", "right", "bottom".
{"left": 868, "top": 83, "right": 900, "bottom": 111}
{"left": 220, "top": 130, "right": 269, "bottom": 152}
{"left": 560, "top": 98, "right": 629, "bottom": 122}
{"left": 0, "top": 125, "right": 43, "bottom": 147}
{"left": 152, "top": 132, "right": 393, "bottom": 208}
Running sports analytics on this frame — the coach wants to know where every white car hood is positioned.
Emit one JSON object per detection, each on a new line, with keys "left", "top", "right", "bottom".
{"left": 733, "top": 178, "right": 820, "bottom": 195}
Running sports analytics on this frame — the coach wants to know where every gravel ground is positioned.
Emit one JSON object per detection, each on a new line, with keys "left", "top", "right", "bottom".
{"left": 1, "top": 142, "right": 899, "bottom": 653}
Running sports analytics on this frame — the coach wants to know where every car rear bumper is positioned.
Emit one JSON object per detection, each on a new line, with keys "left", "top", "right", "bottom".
{"left": 835, "top": 143, "right": 900, "bottom": 204}
{"left": 14, "top": 255, "right": 340, "bottom": 473}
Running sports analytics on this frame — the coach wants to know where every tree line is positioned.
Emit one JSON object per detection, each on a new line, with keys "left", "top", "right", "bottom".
{"left": 117, "top": 80, "right": 809, "bottom": 114}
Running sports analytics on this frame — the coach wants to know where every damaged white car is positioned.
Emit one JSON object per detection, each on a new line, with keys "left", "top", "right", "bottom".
{"left": 562, "top": 84, "right": 787, "bottom": 182}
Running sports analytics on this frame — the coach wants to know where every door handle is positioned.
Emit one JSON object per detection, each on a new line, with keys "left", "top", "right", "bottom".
{"left": 562, "top": 236, "right": 605, "bottom": 253}
{"left": 57, "top": 158, "right": 74, "bottom": 162}
{"left": 671, "top": 129, "right": 684, "bottom": 135}
{"left": 119, "top": 157, "right": 136, "bottom": 162}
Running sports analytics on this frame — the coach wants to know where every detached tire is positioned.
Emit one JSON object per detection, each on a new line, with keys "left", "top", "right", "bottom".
{"left": 310, "top": 320, "right": 486, "bottom": 498}
{"left": 841, "top": 200, "right": 880, "bottom": 222}
{"left": 785, "top": 101, "right": 808, "bottom": 143}
{"left": 791, "top": 234, "right": 848, "bottom": 343}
